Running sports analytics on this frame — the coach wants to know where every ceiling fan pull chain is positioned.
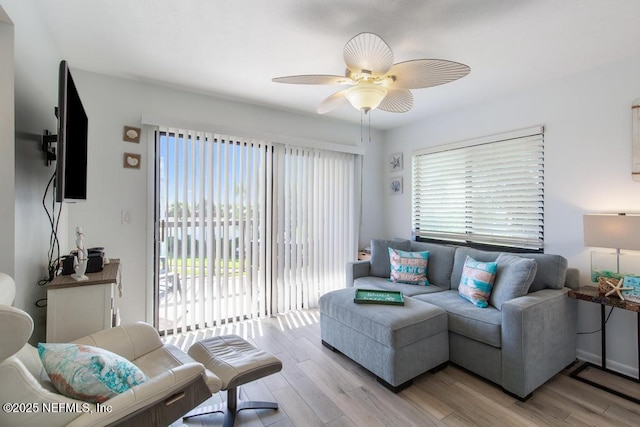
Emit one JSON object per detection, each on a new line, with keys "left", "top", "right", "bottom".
{"left": 360, "top": 110, "right": 364, "bottom": 144}
{"left": 368, "top": 111, "right": 372, "bottom": 143}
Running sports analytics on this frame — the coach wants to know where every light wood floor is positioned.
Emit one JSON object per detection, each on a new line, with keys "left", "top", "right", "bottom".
{"left": 165, "top": 309, "right": 640, "bottom": 427}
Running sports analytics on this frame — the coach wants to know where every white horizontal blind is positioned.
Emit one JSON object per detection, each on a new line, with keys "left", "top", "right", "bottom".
{"left": 412, "top": 128, "right": 544, "bottom": 251}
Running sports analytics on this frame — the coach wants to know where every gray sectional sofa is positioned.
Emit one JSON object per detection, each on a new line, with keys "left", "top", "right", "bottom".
{"left": 319, "top": 238, "right": 579, "bottom": 399}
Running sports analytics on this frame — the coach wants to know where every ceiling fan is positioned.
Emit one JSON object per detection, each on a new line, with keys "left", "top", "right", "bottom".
{"left": 272, "top": 32, "right": 470, "bottom": 115}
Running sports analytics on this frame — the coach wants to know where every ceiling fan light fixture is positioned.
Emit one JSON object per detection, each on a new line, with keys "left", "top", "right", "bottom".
{"left": 272, "top": 32, "right": 470, "bottom": 117}
{"left": 345, "top": 83, "right": 387, "bottom": 113}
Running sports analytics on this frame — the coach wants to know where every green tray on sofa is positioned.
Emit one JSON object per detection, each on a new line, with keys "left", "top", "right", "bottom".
{"left": 354, "top": 288, "right": 404, "bottom": 306}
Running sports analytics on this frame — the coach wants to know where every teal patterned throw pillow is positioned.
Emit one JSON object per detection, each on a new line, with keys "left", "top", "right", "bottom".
{"left": 388, "top": 248, "right": 430, "bottom": 285}
{"left": 38, "top": 343, "right": 148, "bottom": 403}
{"left": 458, "top": 256, "right": 498, "bottom": 308}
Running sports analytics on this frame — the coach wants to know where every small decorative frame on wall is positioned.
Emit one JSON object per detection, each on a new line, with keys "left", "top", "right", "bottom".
{"left": 389, "top": 152, "right": 403, "bottom": 172}
{"left": 390, "top": 177, "right": 403, "bottom": 195}
{"left": 123, "top": 152, "right": 141, "bottom": 169}
{"left": 123, "top": 126, "right": 141, "bottom": 143}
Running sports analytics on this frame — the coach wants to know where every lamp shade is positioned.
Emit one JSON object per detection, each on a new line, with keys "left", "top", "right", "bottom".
{"left": 345, "top": 82, "right": 387, "bottom": 113}
{"left": 583, "top": 213, "right": 640, "bottom": 250}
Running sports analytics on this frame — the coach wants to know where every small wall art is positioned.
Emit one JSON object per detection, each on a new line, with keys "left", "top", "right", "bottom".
{"left": 389, "top": 152, "right": 403, "bottom": 172}
{"left": 390, "top": 177, "right": 403, "bottom": 195}
{"left": 123, "top": 152, "right": 141, "bottom": 169}
{"left": 123, "top": 126, "right": 141, "bottom": 143}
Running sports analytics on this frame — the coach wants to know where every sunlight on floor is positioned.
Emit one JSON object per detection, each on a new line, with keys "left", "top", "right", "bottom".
{"left": 276, "top": 309, "right": 319, "bottom": 332}
{"left": 162, "top": 309, "right": 319, "bottom": 352}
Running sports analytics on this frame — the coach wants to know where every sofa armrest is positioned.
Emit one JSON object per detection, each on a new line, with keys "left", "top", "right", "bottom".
{"left": 345, "top": 261, "right": 371, "bottom": 287}
{"left": 67, "top": 363, "right": 207, "bottom": 427}
{"left": 501, "top": 288, "right": 577, "bottom": 398}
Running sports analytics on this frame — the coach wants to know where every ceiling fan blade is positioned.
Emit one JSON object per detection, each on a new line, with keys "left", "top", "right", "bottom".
{"left": 387, "top": 59, "right": 470, "bottom": 89}
{"left": 344, "top": 32, "right": 393, "bottom": 76}
{"left": 378, "top": 88, "right": 413, "bottom": 113}
{"left": 317, "top": 89, "right": 350, "bottom": 114}
{"left": 272, "top": 74, "right": 349, "bottom": 85}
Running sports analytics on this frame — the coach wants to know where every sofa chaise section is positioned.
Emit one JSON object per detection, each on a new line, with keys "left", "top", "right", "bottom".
{"left": 320, "top": 287, "right": 448, "bottom": 391}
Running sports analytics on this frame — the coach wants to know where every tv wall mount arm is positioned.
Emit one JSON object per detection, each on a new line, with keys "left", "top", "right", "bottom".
{"left": 42, "top": 107, "right": 59, "bottom": 166}
{"left": 42, "top": 130, "right": 57, "bottom": 166}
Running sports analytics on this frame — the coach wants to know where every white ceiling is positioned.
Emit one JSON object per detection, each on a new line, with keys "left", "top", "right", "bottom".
{"left": 30, "top": 0, "right": 640, "bottom": 130}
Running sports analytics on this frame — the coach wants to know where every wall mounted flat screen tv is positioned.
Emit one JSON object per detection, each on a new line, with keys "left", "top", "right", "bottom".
{"left": 55, "top": 60, "right": 88, "bottom": 202}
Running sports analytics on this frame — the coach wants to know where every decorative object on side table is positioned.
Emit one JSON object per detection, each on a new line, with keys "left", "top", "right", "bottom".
{"left": 623, "top": 276, "right": 640, "bottom": 302}
{"left": 603, "top": 278, "right": 633, "bottom": 300}
{"left": 71, "top": 226, "right": 88, "bottom": 281}
{"left": 597, "top": 276, "right": 614, "bottom": 294}
{"left": 583, "top": 213, "right": 640, "bottom": 299}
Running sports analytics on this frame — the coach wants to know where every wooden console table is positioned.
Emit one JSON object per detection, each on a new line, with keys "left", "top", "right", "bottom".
{"left": 567, "top": 286, "right": 640, "bottom": 403}
{"left": 46, "top": 260, "right": 121, "bottom": 342}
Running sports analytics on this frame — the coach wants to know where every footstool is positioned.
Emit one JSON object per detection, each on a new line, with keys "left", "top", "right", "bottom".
{"left": 183, "top": 334, "right": 283, "bottom": 427}
{"left": 319, "top": 287, "right": 448, "bottom": 391}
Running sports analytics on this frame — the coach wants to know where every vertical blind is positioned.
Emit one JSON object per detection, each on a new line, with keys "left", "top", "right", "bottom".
{"left": 412, "top": 127, "right": 544, "bottom": 251}
{"left": 157, "top": 128, "right": 272, "bottom": 335}
{"left": 273, "top": 146, "right": 357, "bottom": 313}
{"left": 156, "top": 126, "right": 357, "bottom": 335}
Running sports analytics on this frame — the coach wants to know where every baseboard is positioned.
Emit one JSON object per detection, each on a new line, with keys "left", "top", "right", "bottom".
{"left": 576, "top": 349, "right": 638, "bottom": 378}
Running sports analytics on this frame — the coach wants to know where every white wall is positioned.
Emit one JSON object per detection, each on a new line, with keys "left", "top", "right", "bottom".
{"left": 1, "top": 0, "right": 63, "bottom": 343}
{"left": 358, "top": 130, "right": 385, "bottom": 249}
{"left": 0, "top": 7, "right": 15, "bottom": 278}
{"left": 66, "top": 70, "right": 382, "bottom": 325}
{"left": 383, "top": 54, "right": 640, "bottom": 376}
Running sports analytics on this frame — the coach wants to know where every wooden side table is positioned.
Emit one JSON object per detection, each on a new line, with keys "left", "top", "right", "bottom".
{"left": 567, "top": 286, "right": 640, "bottom": 403}
{"left": 46, "top": 260, "right": 121, "bottom": 342}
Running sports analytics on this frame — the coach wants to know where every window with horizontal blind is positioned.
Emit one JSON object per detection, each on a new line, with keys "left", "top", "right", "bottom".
{"left": 412, "top": 127, "right": 544, "bottom": 252}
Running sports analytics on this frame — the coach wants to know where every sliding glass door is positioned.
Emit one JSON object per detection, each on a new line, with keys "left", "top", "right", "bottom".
{"left": 154, "top": 126, "right": 356, "bottom": 335}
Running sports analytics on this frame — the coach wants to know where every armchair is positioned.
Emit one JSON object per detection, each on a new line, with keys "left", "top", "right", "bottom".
{"left": 0, "top": 272, "right": 222, "bottom": 426}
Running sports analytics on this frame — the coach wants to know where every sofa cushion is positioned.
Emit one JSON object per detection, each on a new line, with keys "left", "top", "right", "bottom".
{"left": 410, "top": 241, "right": 456, "bottom": 289}
{"left": 319, "top": 288, "right": 447, "bottom": 349}
{"left": 354, "top": 276, "right": 447, "bottom": 297}
{"left": 517, "top": 253, "right": 568, "bottom": 292}
{"left": 490, "top": 254, "right": 537, "bottom": 310}
{"left": 370, "top": 238, "right": 411, "bottom": 278}
{"left": 458, "top": 256, "right": 497, "bottom": 308}
{"left": 389, "top": 248, "right": 429, "bottom": 285}
{"left": 38, "top": 343, "right": 148, "bottom": 403}
{"left": 451, "top": 247, "right": 500, "bottom": 290}
{"left": 451, "top": 247, "right": 568, "bottom": 292}
{"left": 414, "top": 291, "right": 502, "bottom": 348}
